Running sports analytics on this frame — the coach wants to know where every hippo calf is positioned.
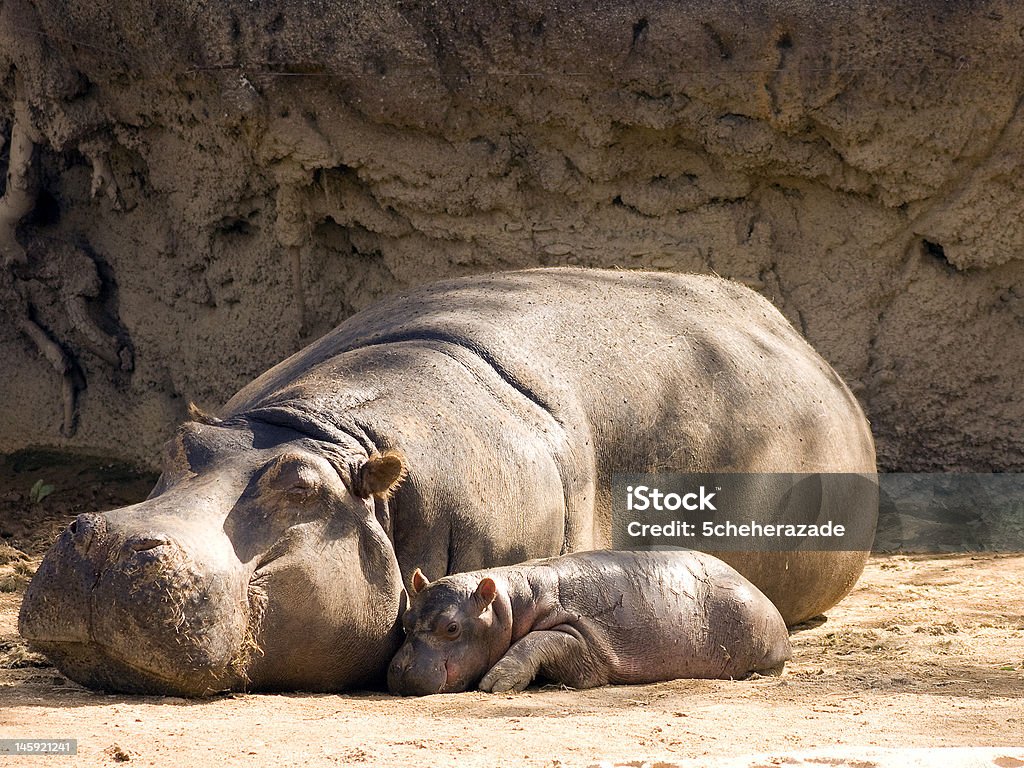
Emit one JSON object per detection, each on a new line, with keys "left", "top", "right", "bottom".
{"left": 387, "top": 550, "right": 791, "bottom": 695}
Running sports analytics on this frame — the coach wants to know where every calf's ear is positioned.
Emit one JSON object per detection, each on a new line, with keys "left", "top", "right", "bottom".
{"left": 356, "top": 450, "right": 407, "bottom": 498}
{"left": 473, "top": 578, "right": 497, "bottom": 614}
{"left": 411, "top": 568, "right": 430, "bottom": 594}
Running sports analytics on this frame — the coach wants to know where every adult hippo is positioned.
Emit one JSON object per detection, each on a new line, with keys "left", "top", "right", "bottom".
{"left": 19, "top": 267, "right": 876, "bottom": 695}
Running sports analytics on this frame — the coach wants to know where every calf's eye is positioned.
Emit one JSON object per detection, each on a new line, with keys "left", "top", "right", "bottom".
{"left": 445, "top": 621, "right": 460, "bottom": 638}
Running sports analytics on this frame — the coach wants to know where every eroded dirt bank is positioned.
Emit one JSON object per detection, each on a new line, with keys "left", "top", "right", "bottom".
{"left": 0, "top": 0, "right": 1023, "bottom": 470}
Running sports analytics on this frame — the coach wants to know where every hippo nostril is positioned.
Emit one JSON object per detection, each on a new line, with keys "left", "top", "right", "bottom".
{"left": 116, "top": 535, "right": 175, "bottom": 567}
{"left": 68, "top": 513, "right": 107, "bottom": 555}
{"left": 127, "top": 536, "right": 171, "bottom": 553}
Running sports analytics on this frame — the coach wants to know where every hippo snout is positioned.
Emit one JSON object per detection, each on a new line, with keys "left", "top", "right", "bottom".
{"left": 387, "top": 644, "right": 447, "bottom": 696}
{"left": 19, "top": 516, "right": 106, "bottom": 646}
{"left": 20, "top": 512, "right": 248, "bottom": 696}
{"left": 20, "top": 519, "right": 186, "bottom": 647}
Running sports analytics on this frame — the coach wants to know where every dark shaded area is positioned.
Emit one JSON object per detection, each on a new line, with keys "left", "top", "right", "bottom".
{"left": 875, "top": 474, "right": 1024, "bottom": 553}
{"left": 0, "top": 450, "right": 157, "bottom": 558}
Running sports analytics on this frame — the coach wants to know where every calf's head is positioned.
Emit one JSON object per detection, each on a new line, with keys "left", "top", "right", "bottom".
{"left": 387, "top": 569, "right": 512, "bottom": 696}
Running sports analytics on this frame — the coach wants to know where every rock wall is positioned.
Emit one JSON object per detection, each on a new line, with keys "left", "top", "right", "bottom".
{"left": 0, "top": 0, "right": 1022, "bottom": 471}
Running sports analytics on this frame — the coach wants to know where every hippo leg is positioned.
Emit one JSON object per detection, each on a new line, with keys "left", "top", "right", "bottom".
{"left": 479, "top": 627, "right": 598, "bottom": 693}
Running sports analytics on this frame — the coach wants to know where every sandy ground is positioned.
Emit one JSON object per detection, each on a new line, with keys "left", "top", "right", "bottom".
{"left": 0, "top": 455, "right": 1022, "bottom": 767}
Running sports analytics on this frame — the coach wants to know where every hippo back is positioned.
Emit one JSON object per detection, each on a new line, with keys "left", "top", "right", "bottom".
{"left": 223, "top": 268, "right": 876, "bottom": 624}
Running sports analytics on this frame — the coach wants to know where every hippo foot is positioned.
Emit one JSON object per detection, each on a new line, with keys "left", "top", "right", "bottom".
{"left": 480, "top": 629, "right": 585, "bottom": 693}
{"left": 479, "top": 657, "right": 534, "bottom": 693}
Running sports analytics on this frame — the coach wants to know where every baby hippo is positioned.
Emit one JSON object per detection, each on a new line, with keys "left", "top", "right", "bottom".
{"left": 387, "top": 549, "right": 791, "bottom": 695}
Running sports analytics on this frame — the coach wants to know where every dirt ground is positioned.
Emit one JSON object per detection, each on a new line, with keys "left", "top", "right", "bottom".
{"left": 0, "top": 453, "right": 1022, "bottom": 767}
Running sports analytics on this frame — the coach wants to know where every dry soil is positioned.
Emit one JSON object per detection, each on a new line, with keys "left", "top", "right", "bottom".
{"left": 0, "top": 455, "right": 1021, "bottom": 767}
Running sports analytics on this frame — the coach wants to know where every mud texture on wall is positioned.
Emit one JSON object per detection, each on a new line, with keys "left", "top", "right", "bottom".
{"left": 0, "top": 0, "right": 1022, "bottom": 471}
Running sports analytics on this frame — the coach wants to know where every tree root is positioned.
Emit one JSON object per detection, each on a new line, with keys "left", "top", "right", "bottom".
{"left": 1, "top": 92, "right": 132, "bottom": 438}
{"left": 15, "top": 312, "right": 85, "bottom": 438}
{"left": 39, "top": 240, "right": 135, "bottom": 374}
{"left": 81, "top": 142, "right": 124, "bottom": 211}
{"left": 0, "top": 98, "right": 37, "bottom": 266}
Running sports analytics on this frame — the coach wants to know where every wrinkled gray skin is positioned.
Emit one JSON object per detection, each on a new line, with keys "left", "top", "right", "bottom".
{"left": 19, "top": 424, "right": 408, "bottom": 695}
{"left": 388, "top": 550, "right": 792, "bottom": 695}
{"left": 20, "top": 268, "right": 875, "bottom": 695}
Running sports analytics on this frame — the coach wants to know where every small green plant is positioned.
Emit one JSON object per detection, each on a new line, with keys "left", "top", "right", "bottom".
{"left": 29, "top": 479, "right": 55, "bottom": 504}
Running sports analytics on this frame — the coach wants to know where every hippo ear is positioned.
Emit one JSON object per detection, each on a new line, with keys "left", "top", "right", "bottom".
{"left": 187, "top": 401, "right": 223, "bottom": 426}
{"left": 356, "top": 451, "right": 407, "bottom": 498}
{"left": 411, "top": 568, "right": 430, "bottom": 594}
{"left": 473, "top": 578, "right": 497, "bottom": 614}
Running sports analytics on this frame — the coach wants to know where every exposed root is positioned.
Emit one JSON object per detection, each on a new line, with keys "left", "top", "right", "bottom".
{"left": 65, "top": 293, "right": 119, "bottom": 366}
{"left": 81, "top": 142, "right": 124, "bottom": 211}
{"left": 0, "top": 73, "right": 136, "bottom": 439}
{"left": 38, "top": 241, "right": 135, "bottom": 373}
{"left": 7, "top": 239, "right": 134, "bottom": 437}
{"left": 3, "top": 241, "right": 133, "bottom": 439}
{"left": 0, "top": 98, "right": 37, "bottom": 266}
{"left": 15, "top": 313, "right": 84, "bottom": 437}
{"left": 0, "top": 83, "right": 80, "bottom": 436}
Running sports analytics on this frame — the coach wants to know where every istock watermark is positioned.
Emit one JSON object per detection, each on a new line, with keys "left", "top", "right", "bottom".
{"left": 625, "top": 484, "right": 718, "bottom": 512}
{"left": 613, "top": 472, "right": 1024, "bottom": 553}
{"left": 613, "top": 472, "right": 878, "bottom": 552}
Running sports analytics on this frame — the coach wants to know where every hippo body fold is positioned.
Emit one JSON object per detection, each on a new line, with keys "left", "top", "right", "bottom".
{"left": 224, "top": 268, "right": 876, "bottom": 621}
{"left": 20, "top": 268, "right": 876, "bottom": 695}
{"left": 388, "top": 550, "right": 793, "bottom": 695}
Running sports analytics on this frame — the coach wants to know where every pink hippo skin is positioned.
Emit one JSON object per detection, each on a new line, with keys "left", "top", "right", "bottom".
{"left": 388, "top": 549, "right": 791, "bottom": 695}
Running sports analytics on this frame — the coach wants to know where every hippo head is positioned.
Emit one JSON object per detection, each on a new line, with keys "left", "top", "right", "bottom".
{"left": 19, "top": 412, "right": 407, "bottom": 695}
{"left": 387, "top": 569, "right": 512, "bottom": 696}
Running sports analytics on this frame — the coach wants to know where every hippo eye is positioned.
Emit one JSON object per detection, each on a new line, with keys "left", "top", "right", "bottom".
{"left": 445, "top": 621, "right": 460, "bottom": 638}
{"left": 261, "top": 454, "right": 321, "bottom": 503}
